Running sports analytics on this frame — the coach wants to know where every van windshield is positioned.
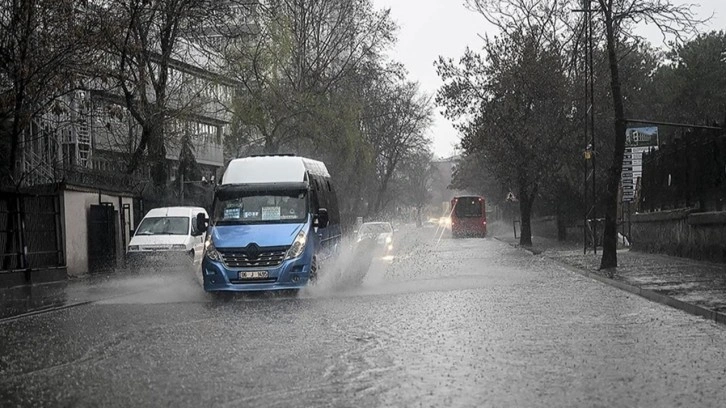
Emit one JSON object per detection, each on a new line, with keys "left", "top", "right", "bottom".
{"left": 214, "top": 190, "right": 308, "bottom": 225}
{"left": 136, "top": 217, "right": 190, "bottom": 235}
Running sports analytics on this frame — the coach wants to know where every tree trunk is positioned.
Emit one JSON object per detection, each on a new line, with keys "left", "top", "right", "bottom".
{"left": 557, "top": 213, "right": 567, "bottom": 242}
{"left": 518, "top": 188, "right": 534, "bottom": 247}
{"left": 147, "top": 123, "right": 167, "bottom": 190}
{"left": 8, "top": 83, "right": 27, "bottom": 186}
{"left": 600, "top": 5, "right": 627, "bottom": 270}
{"left": 263, "top": 136, "right": 278, "bottom": 154}
{"left": 127, "top": 129, "right": 149, "bottom": 175}
{"left": 7, "top": 119, "right": 20, "bottom": 186}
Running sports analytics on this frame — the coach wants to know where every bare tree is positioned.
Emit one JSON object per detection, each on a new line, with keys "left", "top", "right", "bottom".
{"left": 227, "top": 0, "right": 395, "bottom": 153}
{"left": 0, "top": 0, "right": 102, "bottom": 187}
{"left": 594, "top": 0, "right": 702, "bottom": 270}
{"left": 98, "top": 0, "right": 228, "bottom": 190}
{"left": 363, "top": 80, "right": 433, "bottom": 215}
{"left": 397, "top": 148, "right": 437, "bottom": 227}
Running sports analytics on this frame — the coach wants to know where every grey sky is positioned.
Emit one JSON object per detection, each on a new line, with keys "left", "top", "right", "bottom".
{"left": 372, "top": 0, "right": 726, "bottom": 159}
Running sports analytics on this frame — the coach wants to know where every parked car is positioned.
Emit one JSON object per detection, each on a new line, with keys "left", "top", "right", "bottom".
{"left": 127, "top": 206, "right": 208, "bottom": 268}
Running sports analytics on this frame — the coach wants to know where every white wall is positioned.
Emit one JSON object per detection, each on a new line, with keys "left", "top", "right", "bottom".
{"left": 63, "top": 190, "right": 135, "bottom": 276}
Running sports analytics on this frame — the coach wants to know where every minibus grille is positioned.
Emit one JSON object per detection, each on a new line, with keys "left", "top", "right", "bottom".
{"left": 218, "top": 246, "right": 289, "bottom": 268}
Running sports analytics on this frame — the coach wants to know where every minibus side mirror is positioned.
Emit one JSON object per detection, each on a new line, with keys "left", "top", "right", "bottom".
{"left": 196, "top": 213, "right": 208, "bottom": 233}
{"left": 316, "top": 208, "right": 329, "bottom": 228}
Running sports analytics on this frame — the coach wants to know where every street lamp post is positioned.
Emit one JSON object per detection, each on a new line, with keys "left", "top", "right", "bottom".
{"left": 574, "top": 0, "right": 597, "bottom": 255}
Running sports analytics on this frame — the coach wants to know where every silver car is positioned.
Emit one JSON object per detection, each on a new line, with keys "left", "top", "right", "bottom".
{"left": 355, "top": 222, "right": 394, "bottom": 254}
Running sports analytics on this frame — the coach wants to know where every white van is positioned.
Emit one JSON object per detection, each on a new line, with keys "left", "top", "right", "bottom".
{"left": 127, "top": 206, "right": 208, "bottom": 267}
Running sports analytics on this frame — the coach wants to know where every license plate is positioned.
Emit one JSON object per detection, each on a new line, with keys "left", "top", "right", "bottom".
{"left": 239, "top": 271, "right": 269, "bottom": 279}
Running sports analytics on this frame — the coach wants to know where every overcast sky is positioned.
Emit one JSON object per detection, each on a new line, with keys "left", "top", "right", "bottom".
{"left": 371, "top": 0, "right": 726, "bottom": 159}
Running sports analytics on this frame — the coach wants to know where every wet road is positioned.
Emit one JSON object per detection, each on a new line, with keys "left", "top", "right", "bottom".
{"left": 1, "top": 226, "right": 726, "bottom": 407}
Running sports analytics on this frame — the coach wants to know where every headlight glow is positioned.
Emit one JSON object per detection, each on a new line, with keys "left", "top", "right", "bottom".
{"left": 286, "top": 230, "right": 307, "bottom": 260}
{"left": 385, "top": 236, "right": 392, "bottom": 244}
{"left": 204, "top": 236, "right": 222, "bottom": 261}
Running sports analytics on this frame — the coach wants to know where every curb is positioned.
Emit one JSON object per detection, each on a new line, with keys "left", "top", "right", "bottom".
{"left": 494, "top": 237, "right": 726, "bottom": 326}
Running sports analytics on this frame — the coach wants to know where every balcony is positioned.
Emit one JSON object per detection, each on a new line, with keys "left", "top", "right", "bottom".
{"left": 165, "top": 141, "right": 223, "bottom": 167}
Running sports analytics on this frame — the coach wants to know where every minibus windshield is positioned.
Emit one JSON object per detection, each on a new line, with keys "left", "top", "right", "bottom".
{"left": 213, "top": 190, "right": 308, "bottom": 225}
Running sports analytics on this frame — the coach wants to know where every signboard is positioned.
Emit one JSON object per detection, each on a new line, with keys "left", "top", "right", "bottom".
{"left": 625, "top": 127, "right": 659, "bottom": 148}
{"left": 622, "top": 127, "right": 659, "bottom": 202}
{"left": 261, "top": 206, "right": 281, "bottom": 220}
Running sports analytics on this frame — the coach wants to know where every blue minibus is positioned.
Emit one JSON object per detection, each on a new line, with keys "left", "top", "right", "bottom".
{"left": 196, "top": 155, "right": 341, "bottom": 292}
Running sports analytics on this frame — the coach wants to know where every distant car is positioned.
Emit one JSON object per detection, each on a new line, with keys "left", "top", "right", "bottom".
{"left": 438, "top": 216, "right": 452, "bottom": 229}
{"left": 424, "top": 217, "right": 439, "bottom": 228}
{"left": 355, "top": 222, "right": 394, "bottom": 254}
{"left": 126, "top": 206, "right": 208, "bottom": 268}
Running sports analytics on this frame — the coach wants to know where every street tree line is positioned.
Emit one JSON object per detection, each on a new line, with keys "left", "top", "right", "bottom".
{"left": 438, "top": 0, "right": 715, "bottom": 268}
{"left": 0, "top": 0, "right": 437, "bottom": 225}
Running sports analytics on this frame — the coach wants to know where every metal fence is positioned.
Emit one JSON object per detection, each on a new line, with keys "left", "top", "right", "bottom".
{"left": 0, "top": 192, "right": 64, "bottom": 272}
{"left": 640, "top": 132, "right": 726, "bottom": 212}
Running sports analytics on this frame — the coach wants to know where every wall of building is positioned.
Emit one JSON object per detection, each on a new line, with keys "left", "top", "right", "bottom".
{"left": 631, "top": 210, "right": 726, "bottom": 262}
{"left": 62, "top": 190, "right": 135, "bottom": 276}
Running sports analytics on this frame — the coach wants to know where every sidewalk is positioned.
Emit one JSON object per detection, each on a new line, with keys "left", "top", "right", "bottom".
{"left": 496, "top": 233, "right": 726, "bottom": 325}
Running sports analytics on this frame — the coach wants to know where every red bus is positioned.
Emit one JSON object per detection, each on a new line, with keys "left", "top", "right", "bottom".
{"left": 450, "top": 195, "right": 487, "bottom": 238}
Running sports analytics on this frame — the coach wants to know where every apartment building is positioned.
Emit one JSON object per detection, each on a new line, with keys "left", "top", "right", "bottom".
{"left": 3, "top": 2, "right": 257, "bottom": 279}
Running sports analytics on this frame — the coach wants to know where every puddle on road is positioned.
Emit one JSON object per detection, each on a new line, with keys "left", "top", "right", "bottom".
{"left": 95, "top": 228, "right": 521, "bottom": 305}
{"left": 94, "top": 266, "right": 208, "bottom": 305}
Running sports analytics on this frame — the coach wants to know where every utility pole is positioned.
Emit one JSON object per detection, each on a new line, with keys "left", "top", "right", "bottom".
{"left": 587, "top": 0, "right": 596, "bottom": 255}
{"left": 574, "top": 0, "right": 597, "bottom": 254}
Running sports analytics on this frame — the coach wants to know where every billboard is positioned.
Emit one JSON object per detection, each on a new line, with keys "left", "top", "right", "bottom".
{"left": 625, "top": 127, "right": 659, "bottom": 148}
{"left": 622, "top": 127, "right": 659, "bottom": 202}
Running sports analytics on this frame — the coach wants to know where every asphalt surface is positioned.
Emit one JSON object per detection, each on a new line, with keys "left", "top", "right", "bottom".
{"left": 1, "top": 225, "right": 726, "bottom": 407}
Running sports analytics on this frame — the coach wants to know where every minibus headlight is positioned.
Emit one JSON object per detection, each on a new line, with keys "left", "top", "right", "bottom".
{"left": 286, "top": 230, "right": 307, "bottom": 260}
{"left": 205, "top": 236, "right": 222, "bottom": 262}
{"left": 128, "top": 245, "right": 140, "bottom": 252}
{"left": 171, "top": 244, "right": 186, "bottom": 250}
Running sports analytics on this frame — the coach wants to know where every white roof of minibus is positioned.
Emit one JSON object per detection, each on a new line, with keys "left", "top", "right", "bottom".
{"left": 144, "top": 207, "right": 205, "bottom": 218}
{"left": 221, "top": 156, "right": 330, "bottom": 185}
